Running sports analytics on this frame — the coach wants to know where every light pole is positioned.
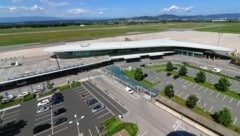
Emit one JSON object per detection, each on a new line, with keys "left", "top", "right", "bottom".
{"left": 74, "top": 114, "right": 80, "bottom": 136}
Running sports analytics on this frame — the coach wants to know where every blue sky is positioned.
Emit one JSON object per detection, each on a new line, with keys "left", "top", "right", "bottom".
{"left": 0, "top": 0, "right": 239, "bottom": 18}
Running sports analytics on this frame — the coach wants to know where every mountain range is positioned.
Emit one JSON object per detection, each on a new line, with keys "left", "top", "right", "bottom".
{"left": 0, "top": 13, "right": 240, "bottom": 23}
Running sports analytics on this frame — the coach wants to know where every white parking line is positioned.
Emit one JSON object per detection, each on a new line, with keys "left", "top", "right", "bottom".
{"left": 95, "top": 125, "right": 99, "bottom": 134}
{"left": 224, "top": 105, "right": 233, "bottom": 110}
{"left": 204, "top": 89, "right": 208, "bottom": 93}
{"left": 233, "top": 117, "right": 238, "bottom": 125}
{"left": 178, "top": 92, "right": 184, "bottom": 97}
{"left": 229, "top": 98, "right": 233, "bottom": 103}
{"left": 198, "top": 86, "right": 202, "bottom": 90}
{"left": 216, "top": 93, "right": 220, "bottom": 98}
{"left": 3, "top": 113, "right": 19, "bottom": 120}
{"left": 208, "top": 106, "right": 214, "bottom": 112}
{"left": 237, "top": 101, "right": 240, "bottom": 106}
{"left": 1, "top": 110, "right": 5, "bottom": 119}
{"left": 34, "top": 118, "right": 51, "bottom": 126}
{"left": 35, "top": 114, "right": 51, "bottom": 121}
{"left": 97, "top": 112, "right": 110, "bottom": 119}
{"left": 140, "top": 131, "right": 148, "bottom": 136}
{"left": 222, "top": 96, "right": 226, "bottom": 100}
{"left": 88, "top": 129, "right": 93, "bottom": 136}
{"left": 203, "top": 103, "right": 207, "bottom": 108}
{"left": 2, "top": 117, "right": 18, "bottom": 124}
{"left": 193, "top": 84, "right": 198, "bottom": 88}
{"left": 50, "top": 126, "right": 68, "bottom": 136}
{"left": 210, "top": 91, "right": 214, "bottom": 95}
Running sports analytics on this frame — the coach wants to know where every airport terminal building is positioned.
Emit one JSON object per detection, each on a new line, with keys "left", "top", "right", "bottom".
{"left": 43, "top": 39, "right": 232, "bottom": 59}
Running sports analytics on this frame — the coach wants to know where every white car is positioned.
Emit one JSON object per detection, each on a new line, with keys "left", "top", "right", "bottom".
{"left": 200, "top": 66, "right": 208, "bottom": 70}
{"left": 37, "top": 99, "right": 50, "bottom": 107}
{"left": 1, "top": 95, "right": 14, "bottom": 103}
{"left": 125, "top": 87, "right": 134, "bottom": 94}
{"left": 17, "top": 91, "right": 29, "bottom": 97}
{"left": 37, "top": 106, "right": 50, "bottom": 113}
{"left": 212, "top": 68, "right": 221, "bottom": 73}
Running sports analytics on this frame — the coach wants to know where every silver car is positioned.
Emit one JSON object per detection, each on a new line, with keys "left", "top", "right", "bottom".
{"left": 37, "top": 106, "right": 50, "bottom": 113}
{"left": 91, "top": 103, "right": 105, "bottom": 113}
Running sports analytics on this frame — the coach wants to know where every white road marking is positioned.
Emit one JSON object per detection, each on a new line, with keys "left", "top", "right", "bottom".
{"left": 208, "top": 106, "right": 214, "bottom": 112}
{"left": 222, "top": 96, "right": 226, "bottom": 100}
{"left": 3, "top": 113, "right": 19, "bottom": 120}
{"left": 224, "top": 105, "right": 233, "bottom": 110}
{"left": 88, "top": 129, "right": 93, "bottom": 136}
{"left": 140, "top": 131, "right": 148, "bottom": 136}
{"left": 35, "top": 114, "right": 51, "bottom": 121}
{"left": 203, "top": 103, "right": 207, "bottom": 108}
{"left": 229, "top": 98, "right": 233, "bottom": 103}
{"left": 1, "top": 110, "right": 5, "bottom": 119}
{"left": 97, "top": 112, "right": 110, "bottom": 119}
{"left": 95, "top": 125, "right": 99, "bottom": 134}
{"left": 34, "top": 118, "right": 51, "bottom": 126}
{"left": 210, "top": 91, "right": 214, "bottom": 95}
{"left": 233, "top": 117, "right": 238, "bottom": 125}
{"left": 174, "top": 120, "right": 182, "bottom": 131}
{"left": 216, "top": 93, "right": 220, "bottom": 98}
{"left": 2, "top": 117, "right": 18, "bottom": 124}
{"left": 50, "top": 127, "right": 68, "bottom": 136}
{"left": 193, "top": 84, "right": 198, "bottom": 88}
{"left": 237, "top": 101, "right": 240, "bottom": 106}
{"left": 4, "top": 110, "right": 20, "bottom": 116}
{"left": 198, "top": 86, "right": 202, "bottom": 90}
{"left": 204, "top": 89, "right": 208, "bottom": 93}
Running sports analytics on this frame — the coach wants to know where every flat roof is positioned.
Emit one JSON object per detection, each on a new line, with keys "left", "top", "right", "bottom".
{"left": 42, "top": 39, "right": 233, "bottom": 53}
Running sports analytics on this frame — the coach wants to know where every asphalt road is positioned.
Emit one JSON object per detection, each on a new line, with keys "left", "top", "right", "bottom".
{"left": 91, "top": 75, "right": 208, "bottom": 136}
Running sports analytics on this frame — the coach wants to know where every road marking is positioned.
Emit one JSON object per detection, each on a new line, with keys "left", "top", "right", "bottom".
{"left": 95, "top": 109, "right": 107, "bottom": 115}
{"left": 203, "top": 103, "right": 207, "bottom": 108}
{"left": 34, "top": 118, "right": 51, "bottom": 126}
{"left": 37, "top": 95, "right": 52, "bottom": 101}
{"left": 222, "top": 96, "right": 226, "bottom": 100}
{"left": 224, "top": 105, "right": 233, "bottom": 110}
{"left": 208, "top": 106, "right": 214, "bottom": 112}
{"left": 51, "top": 106, "right": 54, "bottom": 135}
{"left": 35, "top": 114, "right": 51, "bottom": 121}
{"left": 174, "top": 120, "right": 182, "bottom": 131}
{"left": 1, "top": 110, "right": 5, "bottom": 119}
{"left": 216, "top": 93, "right": 220, "bottom": 98}
{"left": 140, "top": 131, "right": 148, "bottom": 136}
{"left": 193, "top": 84, "right": 198, "bottom": 88}
{"left": 4, "top": 110, "right": 20, "bottom": 116}
{"left": 204, "top": 89, "right": 208, "bottom": 93}
{"left": 50, "top": 127, "right": 68, "bottom": 136}
{"left": 88, "top": 129, "right": 93, "bottom": 136}
{"left": 2, "top": 117, "right": 18, "bottom": 124}
{"left": 36, "top": 110, "right": 51, "bottom": 117}
{"left": 229, "top": 98, "right": 233, "bottom": 103}
{"left": 237, "top": 101, "right": 240, "bottom": 106}
{"left": 198, "top": 86, "right": 202, "bottom": 90}
{"left": 210, "top": 91, "right": 214, "bottom": 95}
{"left": 97, "top": 112, "right": 110, "bottom": 119}
{"left": 233, "top": 117, "right": 238, "bottom": 125}
{"left": 2, "top": 113, "right": 19, "bottom": 120}
{"left": 95, "top": 125, "right": 100, "bottom": 134}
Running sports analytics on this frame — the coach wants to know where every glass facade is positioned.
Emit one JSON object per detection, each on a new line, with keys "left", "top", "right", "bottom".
{"left": 175, "top": 49, "right": 203, "bottom": 58}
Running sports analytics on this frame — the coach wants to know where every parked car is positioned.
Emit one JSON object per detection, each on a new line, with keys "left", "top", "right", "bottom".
{"left": 37, "top": 106, "right": 50, "bottom": 113}
{"left": 235, "top": 75, "right": 240, "bottom": 79}
{"left": 91, "top": 104, "right": 105, "bottom": 113}
{"left": 212, "top": 67, "right": 221, "bottom": 73}
{"left": 200, "top": 66, "right": 208, "bottom": 70}
{"left": 54, "top": 117, "right": 67, "bottom": 126}
{"left": 86, "top": 98, "right": 98, "bottom": 106}
{"left": 17, "top": 91, "right": 29, "bottom": 98}
{"left": 33, "top": 123, "right": 51, "bottom": 134}
{"left": 1, "top": 95, "right": 14, "bottom": 103}
{"left": 37, "top": 99, "right": 50, "bottom": 107}
{"left": 51, "top": 92, "right": 64, "bottom": 101}
{"left": 125, "top": 87, "right": 134, "bottom": 94}
{"left": 54, "top": 108, "right": 66, "bottom": 116}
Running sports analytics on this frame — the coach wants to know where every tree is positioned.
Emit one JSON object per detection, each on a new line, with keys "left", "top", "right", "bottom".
{"left": 195, "top": 71, "right": 206, "bottom": 83}
{"left": 179, "top": 66, "right": 187, "bottom": 76}
{"left": 186, "top": 95, "right": 198, "bottom": 108}
{"left": 215, "top": 77, "right": 231, "bottom": 92}
{"left": 213, "top": 108, "right": 232, "bottom": 127}
{"left": 134, "top": 68, "right": 143, "bottom": 81}
{"left": 166, "top": 61, "right": 173, "bottom": 71}
{"left": 164, "top": 84, "right": 174, "bottom": 98}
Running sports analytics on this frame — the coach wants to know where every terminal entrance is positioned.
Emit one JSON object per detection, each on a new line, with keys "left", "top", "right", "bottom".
{"left": 175, "top": 49, "right": 203, "bottom": 58}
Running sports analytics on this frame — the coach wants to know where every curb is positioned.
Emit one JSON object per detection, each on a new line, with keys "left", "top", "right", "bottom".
{"left": 37, "top": 94, "right": 52, "bottom": 101}
{"left": 154, "top": 102, "right": 219, "bottom": 136}
{"left": 0, "top": 104, "right": 21, "bottom": 112}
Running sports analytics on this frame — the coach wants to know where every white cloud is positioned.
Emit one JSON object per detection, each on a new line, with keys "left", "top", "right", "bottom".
{"left": 9, "top": 7, "right": 17, "bottom": 12}
{"left": 23, "top": 5, "right": 43, "bottom": 11}
{"left": 11, "top": 0, "right": 22, "bottom": 3}
{"left": 68, "top": 8, "right": 89, "bottom": 15}
{"left": 39, "top": 0, "right": 68, "bottom": 7}
{"left": 161, "top": 5, "right": 193, "bottom": 13}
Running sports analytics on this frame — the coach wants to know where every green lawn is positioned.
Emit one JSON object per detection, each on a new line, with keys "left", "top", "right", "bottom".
{"left": 103, "top": 116, "right": 138, "bottom": 136}
{"left": 1, "top": 22, "right": 240, "bottom": 46}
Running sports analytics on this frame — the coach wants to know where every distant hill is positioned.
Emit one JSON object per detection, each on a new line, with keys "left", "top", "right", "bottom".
{"left": 0, "top": 13, "right": 240, "bottom": 23}
{"left": 131, "top": 13, "right": 240, "bottom": 20}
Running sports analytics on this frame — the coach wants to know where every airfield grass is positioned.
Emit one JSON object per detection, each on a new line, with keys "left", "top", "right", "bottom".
{"left": 0, "top": 22, "right": 240, "bottom": 46}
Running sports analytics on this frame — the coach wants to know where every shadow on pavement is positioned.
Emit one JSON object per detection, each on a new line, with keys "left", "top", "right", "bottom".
{"left": 167, "top": 131, "right": 196, "bottom": 136}
{"left": 0, "top": 120, "right": 27, "bottom": 136}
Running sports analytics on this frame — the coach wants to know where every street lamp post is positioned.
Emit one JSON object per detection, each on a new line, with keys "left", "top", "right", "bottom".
{"left": 74, "top": 114, "right": 80, "bottom": 136}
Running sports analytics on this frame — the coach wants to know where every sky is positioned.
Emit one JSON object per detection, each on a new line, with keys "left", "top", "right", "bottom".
{"left": 0, "top": 0, "right": 240, "bottom": 18}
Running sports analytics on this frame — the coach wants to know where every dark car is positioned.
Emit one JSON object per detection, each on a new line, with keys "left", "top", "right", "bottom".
{"left": 91, "top": 103, "right": 105, "bottom": 113}
{"left": 54, "top": 108, "right": 66, "bottom": 116}
{"left": 235, "top": 75, "right": 240, "bottom": 79}
{"left": 33, "top": 124, "right": 51, "bottom": 134}
{"left": 52, "top": 93, "right": 64, "bottom": 101}
{"left": 51, "top": 99, "right": 62, "bottom": 105}
{"left": 54, "top": 117, "right": 67, "bottom": 126}
{"left": 86, "top": 98, "right": 98, "bottom": 106}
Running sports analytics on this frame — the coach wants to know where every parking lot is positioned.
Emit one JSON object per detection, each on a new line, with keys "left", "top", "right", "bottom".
{"left": 141, "top": 68, "right": 240, "bottom": 126}
{"left": 0, "top": 81, "right": 128, "bottom": 136}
